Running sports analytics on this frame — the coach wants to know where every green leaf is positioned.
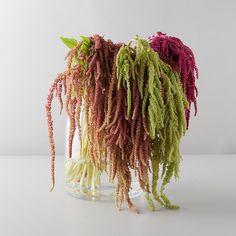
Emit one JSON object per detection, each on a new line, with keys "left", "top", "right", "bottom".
{"left": 60, "top": 36, "right": 78, "bottom": 48}
{"left": 80, "top": 36, "right": 91, "bottom": 45}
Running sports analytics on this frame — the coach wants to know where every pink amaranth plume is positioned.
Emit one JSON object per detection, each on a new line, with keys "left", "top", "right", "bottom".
{"left": 68, "top": 96, "right": 77, "bottom": 159}
{"left": 149, "top": 32, "right": 198, "bottom": 129}
{"left": 45, "top": 74, "right": 64, "bottom": 191}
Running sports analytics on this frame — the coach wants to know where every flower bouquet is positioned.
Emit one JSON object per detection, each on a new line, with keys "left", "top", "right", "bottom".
{"left": 46, "top": 32, "right": 198, "bottom": 213}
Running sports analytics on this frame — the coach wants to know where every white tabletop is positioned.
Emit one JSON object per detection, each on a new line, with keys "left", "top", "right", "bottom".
{"left": 0, "top": 155, "right": 235, "bottom": 236}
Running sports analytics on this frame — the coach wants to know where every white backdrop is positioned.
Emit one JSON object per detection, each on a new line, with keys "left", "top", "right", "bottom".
{"left": 0, "top": 0, "right": 235, "bottom": 155}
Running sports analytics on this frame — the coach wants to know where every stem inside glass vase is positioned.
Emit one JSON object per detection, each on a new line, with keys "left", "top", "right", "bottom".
{"left": 65, "top": 111, "right": 142, "bottom": 201}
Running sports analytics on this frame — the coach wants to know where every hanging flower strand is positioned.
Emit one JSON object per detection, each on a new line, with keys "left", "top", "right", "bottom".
{"left": 149, "top": 32, "right": 198, "bottom": 128}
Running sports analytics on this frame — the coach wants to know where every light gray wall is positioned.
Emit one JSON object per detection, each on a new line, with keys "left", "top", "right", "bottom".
{"left": 0, "top": 0, "right": 235, "bottom": 155}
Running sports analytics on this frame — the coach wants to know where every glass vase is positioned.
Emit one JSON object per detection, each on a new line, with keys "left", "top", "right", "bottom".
{"left": 65, "top": 113, "right": 142, "bottom": 202}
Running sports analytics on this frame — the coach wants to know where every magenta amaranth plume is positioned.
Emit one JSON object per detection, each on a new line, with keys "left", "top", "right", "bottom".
{"left": 149, "top": 32, "right": 198, "bottom": 129}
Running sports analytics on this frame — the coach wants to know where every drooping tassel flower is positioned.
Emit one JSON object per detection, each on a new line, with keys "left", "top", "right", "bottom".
{"left": 149, "top": 32, "right": 198, "bottom": 128}
{"left": 45, "top": 73, "right": 65, "bottom": 191}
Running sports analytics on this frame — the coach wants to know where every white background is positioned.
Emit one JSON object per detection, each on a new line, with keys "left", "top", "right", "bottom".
{"left": 0, "top": 0, "right": 235, "bottom": 156}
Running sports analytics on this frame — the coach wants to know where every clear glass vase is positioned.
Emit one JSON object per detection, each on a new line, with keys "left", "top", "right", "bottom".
{"left": 65, "top": 114, "right": 142, "bottom": 202}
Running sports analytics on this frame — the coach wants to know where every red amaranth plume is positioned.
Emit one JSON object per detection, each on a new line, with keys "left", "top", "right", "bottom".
{"left": 149, "top": 32, "right": 198, "bottom": 128}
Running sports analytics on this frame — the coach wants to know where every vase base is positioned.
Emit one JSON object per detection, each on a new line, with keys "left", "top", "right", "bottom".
{"left": 66, "top": 181, "right": 142, "bottom": 202}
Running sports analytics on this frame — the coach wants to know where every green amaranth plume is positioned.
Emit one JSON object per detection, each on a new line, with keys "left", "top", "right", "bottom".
{"left": 151, "top": 64, "right": 189, "bottom": 209}
{"left": 117, "top": 36, "right": 189, "bottom": 209}
{"left": 133, "top": 36, "right": 165, "bottom": 139}
{"left": 116, "top": 45, "right": 135, "bottom": 117}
